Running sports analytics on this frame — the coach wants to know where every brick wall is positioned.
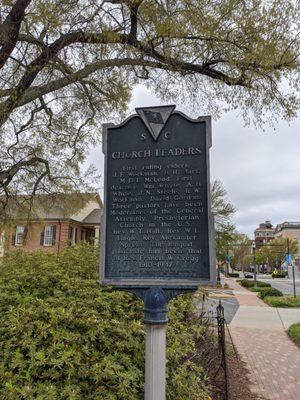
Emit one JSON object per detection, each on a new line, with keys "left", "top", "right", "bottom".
{"left": 7, "top": 221, "right": 71, "bottom": 254}
{"left": 6, "top": 220, "right": 96, "bottom": 254}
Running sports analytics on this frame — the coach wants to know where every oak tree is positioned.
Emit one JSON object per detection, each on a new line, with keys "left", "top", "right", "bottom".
{"left": 0, "top": 0, "right": 299, "bottom": 216}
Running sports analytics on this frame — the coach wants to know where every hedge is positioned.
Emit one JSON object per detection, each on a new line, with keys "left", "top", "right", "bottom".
{"left": 259, "top": 288, "right": 283, "bottom": 299}
{"left": 239, "top": 279, "right": 271, "bottom": 289}
{"left": 272, "top": 269, "right": 287, "bottom": 278}
{"left": 228, "top": 273, "right": 239, "bottom": 278}
{"left": 264, "top": 296, "right": 300, "bottom": 308}
{"left": 288, "top": 323, "right": 300, "bottom": 346}
{"left": 0, "top": 244, "right": 213, "bottom": 400}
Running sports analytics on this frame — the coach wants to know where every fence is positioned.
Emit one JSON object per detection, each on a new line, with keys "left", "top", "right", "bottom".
{"left": 199, "top": 299, "right": 237, "bottom": 400}
{"left": 217, "top": 300, "right": 229, "bottom": 400}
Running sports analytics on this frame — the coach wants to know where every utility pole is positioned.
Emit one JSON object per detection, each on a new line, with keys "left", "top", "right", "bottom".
{"left": 286, "top": 238, "right": 296, "bottom": 298}
{"left": 252, "top": 241, "right": 257, "bottom": 287}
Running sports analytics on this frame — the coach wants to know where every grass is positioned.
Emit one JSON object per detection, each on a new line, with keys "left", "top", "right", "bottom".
{"left": 288, "top": 323, "right": 300, "bottom": 346}
{"left": 249, "top": 287, "right": 268, "bottom": 293}
{"left": 264, "top": 296, "right": 300, "bottom": 308}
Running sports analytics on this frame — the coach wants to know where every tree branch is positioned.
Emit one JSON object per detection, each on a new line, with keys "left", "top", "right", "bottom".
{"left": 0, "top": 157, "right": 51, "bottom": 189}
{"left": 0, "top": 0, "right": 32, "bottom": 69}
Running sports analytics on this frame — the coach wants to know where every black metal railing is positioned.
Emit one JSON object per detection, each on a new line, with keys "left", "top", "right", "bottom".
{"left": 217, "top": 300, "right": 229, "bottom": 400}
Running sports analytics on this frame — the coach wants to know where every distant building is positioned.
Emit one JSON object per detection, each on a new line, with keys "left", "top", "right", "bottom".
{"left": 0, "top": 193, "right": 103, "bottom": 256}
{"left": 254, "top": 221, "right": 275, "bottom": 249}
{"left": 274, "top": 222, "right": 300, "bottom": 267}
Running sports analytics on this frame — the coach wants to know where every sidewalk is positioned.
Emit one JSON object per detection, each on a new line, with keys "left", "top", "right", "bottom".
{"left": 226, "top": 278, "right": 300, "bottom": 400}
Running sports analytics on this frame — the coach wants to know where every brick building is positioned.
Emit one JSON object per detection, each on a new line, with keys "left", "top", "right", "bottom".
{"left": 0, "top": 193, "right": 103, "bottom": 256}
{"left": 274, "top": 222, "right": 300, "bottom": 267}
{"left": 254, "top": 221, "right": 275, "bottom": 249}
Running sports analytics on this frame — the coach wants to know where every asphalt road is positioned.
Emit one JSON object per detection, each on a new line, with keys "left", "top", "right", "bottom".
{"left": 199, "top": 294, "right": 239, "bottom": 325}
{"left": 261, "top": 279, "right": 300, "bottom": 295}
{"left": 234, "top": 273, "right": 300, "bottom": 296}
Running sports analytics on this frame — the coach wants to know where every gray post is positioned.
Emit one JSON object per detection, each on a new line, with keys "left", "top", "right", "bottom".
{"left": 145, "top": 325, "right": 166, "bottom": 400}
{"left": 292, "top": 265, "right": 297, "bottom": 298}
{"left": 252, "top": 241, "right": 257, "bottom": 287}
{"left": 144, "top": 288, "right": 168, "bottom": 400}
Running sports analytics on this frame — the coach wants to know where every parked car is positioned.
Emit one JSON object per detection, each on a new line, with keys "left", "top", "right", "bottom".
{"left": 244, "top": 273, "right": 253, "bottom": 279}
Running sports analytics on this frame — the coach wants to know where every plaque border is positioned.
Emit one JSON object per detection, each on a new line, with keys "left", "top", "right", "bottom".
{"left": 100, "top": 111, "right": 216, "bottom": 289}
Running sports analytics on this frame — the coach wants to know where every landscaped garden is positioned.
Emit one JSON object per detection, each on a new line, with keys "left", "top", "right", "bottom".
{"left": 0, "top": 244, "right": 221, "bottom": 400}
{"left": 288, "top": 323, "right": 300, "bottom": 347}
{"left": 264, "top": 296, "right": 300, "bottom": 308}
{"left": 237, "top": 279, "right": 300, "bottom": 308}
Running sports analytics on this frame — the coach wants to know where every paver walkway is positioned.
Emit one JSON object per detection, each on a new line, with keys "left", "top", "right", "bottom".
{"left": 226, "top": 278, "right": 300, "bottom": 400}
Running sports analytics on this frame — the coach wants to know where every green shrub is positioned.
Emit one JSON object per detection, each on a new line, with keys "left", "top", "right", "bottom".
{"left": 259, "top": 288, "right": 283, "bottom": 299}
{"left": 239, "top": 279, "right": 271, "bottom": 289}
{"left": 264, "top": 296, "right": 300, "bottom": 308}
{"left": 223, "top": 283, "right": 229, "bottom": 289}
{"left": 288, "top": 323, "right": 300, "bottom": 345}
{"left": 250, "top": 287, "right": 268, "bottom": 292}
{"left": 228, "top": 273, "right": 239, "bottom": 278}
{"left": 272, "top": 269, "right": 287, "bottom": 278}
{"left": 256, "top": 281, "right": 271, "bottom": 288}
{"left": 240, "top": 279, "right": 254, "bottom": 288}
{"left": 0, "top": 245, "right": 212, "bottom": 400}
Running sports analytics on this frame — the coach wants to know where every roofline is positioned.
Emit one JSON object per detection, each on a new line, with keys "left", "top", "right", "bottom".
{"left": 275, "top": 225, "right": 300, "bottom": 233}
{"left": 2, "top": 217, "right": 100, "bottom": 224}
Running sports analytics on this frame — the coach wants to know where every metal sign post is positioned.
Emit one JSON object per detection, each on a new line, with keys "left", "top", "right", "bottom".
{"left": 144, "top": 288, "right": 168, "bottom": 400}
{"left": 252, "top": 241, "right": 257, "bottom": 287}
{"left": 292, "top": 264, "right": 297, "bottom": 298}
{"left": 100, "top": 106, "right": 216, "bottom": 399}
{"left": 286, "top": 253, "right": 296, "bottom": 298}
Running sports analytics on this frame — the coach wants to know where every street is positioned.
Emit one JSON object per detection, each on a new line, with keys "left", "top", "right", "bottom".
{"left": 255, "top": 274, "right": 300, "bottom": 295}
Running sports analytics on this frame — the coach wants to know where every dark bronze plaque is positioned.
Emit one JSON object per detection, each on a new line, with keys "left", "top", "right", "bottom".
{"left": 100, "top": 107, "right": 215, "bottom": 289}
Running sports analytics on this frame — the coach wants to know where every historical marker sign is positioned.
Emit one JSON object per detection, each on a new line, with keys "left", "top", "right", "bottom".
{"left": 100, "top": 106, "right": 215, "bottom": 289}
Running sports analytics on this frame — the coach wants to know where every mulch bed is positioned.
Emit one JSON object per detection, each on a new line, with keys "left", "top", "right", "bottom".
{"left": 209, "top": 349, "right": 267, "bottom": 400}
{"left": 227, "top": 354, "right": 267, "bottom": 400}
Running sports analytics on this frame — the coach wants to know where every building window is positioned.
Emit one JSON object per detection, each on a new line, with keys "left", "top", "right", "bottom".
{"left": 44, "top": 226, "right": 54, "bottom": 246}
{"left": 15, "top": 226, "right": 25, "bottom": 246}
{"left": 68, "top": 226, "right": 77, "bottom": 244}
{"left": 41, "top": 225, "right": 56, "bottom": 246}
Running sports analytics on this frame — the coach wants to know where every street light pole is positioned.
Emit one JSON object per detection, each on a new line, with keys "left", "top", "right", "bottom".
{"left": 252, "top": 241, "right": 257, "bottom": 287}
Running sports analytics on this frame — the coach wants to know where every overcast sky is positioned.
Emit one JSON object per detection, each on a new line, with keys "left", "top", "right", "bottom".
{"left": 88, "top": 85, "right": 300, "bottom": 239}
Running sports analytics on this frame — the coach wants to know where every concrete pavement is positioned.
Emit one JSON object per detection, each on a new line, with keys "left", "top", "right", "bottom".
{"left": 227, "top": 278, "right": 300, "bottom": 400}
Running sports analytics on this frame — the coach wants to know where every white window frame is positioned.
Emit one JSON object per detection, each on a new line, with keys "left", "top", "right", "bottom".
{"left": 15, "top": 226, "right": 25, "bottom": 246}
{"left": 72, "top": 227, "right": 77, "bottom": 244}
{"left": 44, "top": 225, "right": 54, "bottom": 246}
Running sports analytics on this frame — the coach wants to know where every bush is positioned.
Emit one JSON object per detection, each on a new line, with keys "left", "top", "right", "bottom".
{"left": 250, "top": 287, "right": 268, "bottom": 292}
{"left": 264, "top": 296, "right": 300, "bottom": 308}
{"left": 228, "top": 273, "right": 239, "bottom": 278}
{"left": 239, "top": 279, "right": 271, "bottom": 289}
{"left": 256, "top": 281, "right": 271, "bottom": 288}
{"left": 272, "top": 269, "right": 287, "bottom": 278}
{"left": 288, "top": 323, "right": 300, "bottom": 346}
{"left": 239, "top": 279, "right": 254, "bottom": 288}
{"left": 0, "top": 245, "right": 213, "bottom": 400}
{"left": 259, "top": 288, "right": 283, "bottom": 299}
